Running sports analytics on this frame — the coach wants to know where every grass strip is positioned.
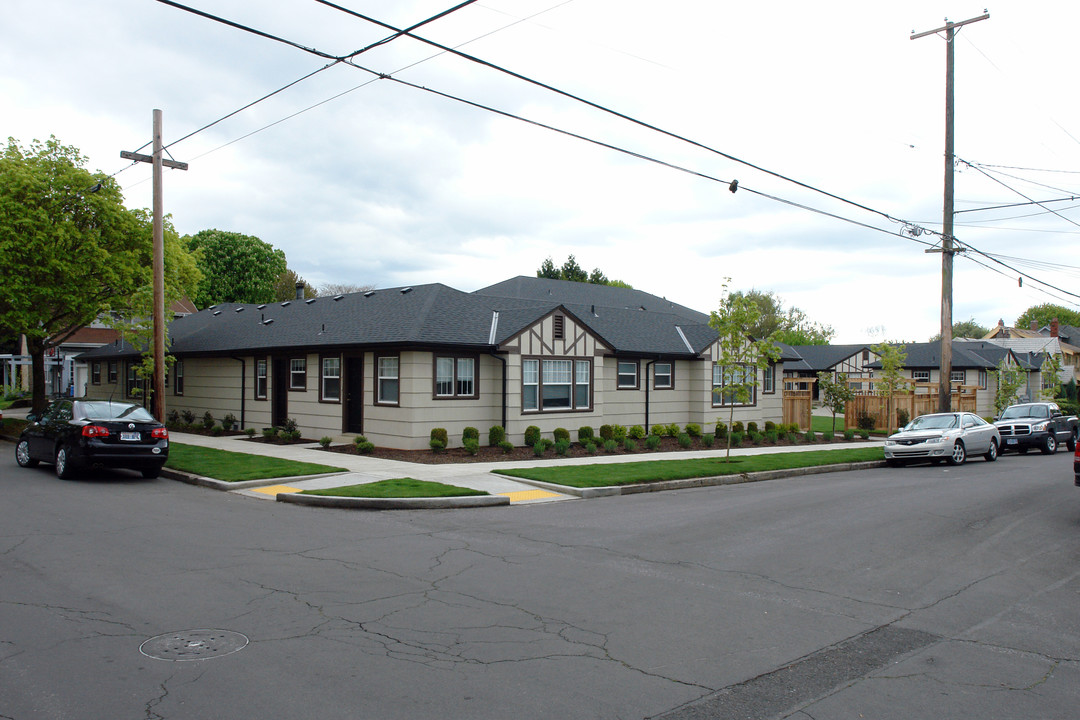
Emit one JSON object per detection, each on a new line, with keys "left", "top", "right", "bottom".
{"left": 301, "top": 478, "right": 487, "bottom": 498}
{"left": 166, "top": 442, "right": 347, "bottom": 482}
{"left": 496, "top": 447, "right": 884, "bottom": 488}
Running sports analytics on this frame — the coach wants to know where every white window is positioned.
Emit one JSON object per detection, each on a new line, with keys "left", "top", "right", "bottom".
{"left": 713, "top": 364, "right": 755, "bottom": 407}
{"left": 575, "top": 360, "right": 590, "bottom": 409}
{"left": 435, "top": 357, "right": 454, "bottom": 396}
{"left": 913, "top": 370, "right": 931, "bottom": 383}
{"left": 456, "top": 358, "right": 474, "bottom": 397}
{"left": 522, "top": 358, "right": 591, "bottom": 412}
{"left": 763, "top": 364, "right": 775, "bottom": 394}
{"left": 950, "top": 370, "right": 965, "bottom": 384}
{"left": 654, "top": 362, "right": 673, "bottom": 389}
{"left": 523, "top": 359, "right": 539, "bottom": 411}
{"left": 173, "top": 360, "right": 184, "bottom": 395}
{"left": 290, "top": 357, "right": 307, "bottom": 390}
{"left": 377, "top": 356, "right": 399, "bottom": 405}
{"left": 617, "top": 360, "right": 638, "bottom": 389}
{"left": 321, "top": 356, "right": 341, "bottom": 402}
{"left": 978, "top": 369, "right": 987, "bottom": 389}
{"left": 434, "top": 356, "right": 476, "bottom": 398}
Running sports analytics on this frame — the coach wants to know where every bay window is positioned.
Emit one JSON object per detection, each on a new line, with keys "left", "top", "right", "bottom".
{"left": 523, "top": 358, "right": 591, "bottom": 412}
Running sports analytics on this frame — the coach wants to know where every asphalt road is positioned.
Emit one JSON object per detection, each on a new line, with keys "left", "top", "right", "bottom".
{"left": 1, "top": 444, "right": 1078, "bottom": 720}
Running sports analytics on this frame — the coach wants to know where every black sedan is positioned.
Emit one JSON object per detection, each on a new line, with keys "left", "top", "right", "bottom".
{"left": 15, "top": 400, "right": 169, "bottom": 479}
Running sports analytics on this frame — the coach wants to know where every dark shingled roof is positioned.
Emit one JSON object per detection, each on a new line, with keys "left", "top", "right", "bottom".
{"left": 783, "top": 344, "right": 870, "bottom": 372}
{"left": 865, "top": 340, "right": 1039, "bottom": 370}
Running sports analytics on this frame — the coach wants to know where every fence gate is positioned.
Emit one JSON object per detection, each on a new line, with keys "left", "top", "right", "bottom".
{"left": 782, "top": 377, "right": 815, "bottom": 430}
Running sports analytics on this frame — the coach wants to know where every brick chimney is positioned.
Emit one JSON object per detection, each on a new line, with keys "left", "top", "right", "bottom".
{"left": 1051, "top": 318, "right": 1059, "bottom": 337}
{"left": 1031, "top": 319, "right": 1038, "bottom": 331}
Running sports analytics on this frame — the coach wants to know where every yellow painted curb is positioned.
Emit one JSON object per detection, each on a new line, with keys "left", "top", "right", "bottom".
{"left": 499, "top": 489, "right": 563, "bottom": 502}
{"left": 252, "top": 484, "right": 302, "bottom": 496}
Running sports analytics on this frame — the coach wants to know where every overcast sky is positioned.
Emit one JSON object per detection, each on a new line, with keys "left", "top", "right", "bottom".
{"left": 4, "top": 1, "right": 1079, "bottom": 343}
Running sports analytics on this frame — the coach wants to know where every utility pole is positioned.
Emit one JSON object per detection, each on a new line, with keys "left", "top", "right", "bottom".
{"left": 912, "top": 12, "right": 988, "bottom": 413}
{"left": 120, "top": 109, "right": 188, "bottom": 421}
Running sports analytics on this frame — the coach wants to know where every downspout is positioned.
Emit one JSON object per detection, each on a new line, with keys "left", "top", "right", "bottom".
{"left": 645, "top": 359, "right": 655, "bottom": 431}
{"left": 230, "top": 356, "right": 246, "bottom": 429}
{"left": 490, "top": 351, "right": 507, "bottom": 430}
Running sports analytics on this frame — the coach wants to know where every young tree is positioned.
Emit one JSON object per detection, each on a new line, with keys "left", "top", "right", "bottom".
{"left": 991, "top": 358, "right": 1025, "bottom": 415}
{"left": 818, "top": 371, "right": 855, "bottom": 432}
{"left": 187, "top": 229, "right": 287, "bottom": 307}
{"left": 1040, "top": 352, "right": 1065, "bottom": 401}
{"left": 871, "top": 342, "right": 908, "bottom": 430}
{"left": 709, "top": 279, "right": 781, "bottom": 459}
{"left": 0, "top": 136, "right": 146, "bottom": 412}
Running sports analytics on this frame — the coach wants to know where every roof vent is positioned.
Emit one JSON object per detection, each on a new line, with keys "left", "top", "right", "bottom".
{"left": 401, "top": 287, "right": 413, "bottom": 294}
{"left": 212, "top": 311, "right": 222, "bottom": 316}
{"left": 208, "top": 305, "right": 217, "bottom": 310}
{"left": 364, "top": 291, "right": 376, "bottom": 298}
{"left": 280, "top": 301, "right": 290, "bottom": 307}
{"left": 263, "top": 318, "right": 274, "bottom": 326}
{"left": 257, "top": 304, "right": 266, "bottom": 310}
{"left": 305, "top": 298, "right": 316, "bottom": 305}
{"left": 334, "top": 295, "right": 344, "bottom": 301}
{"left": 235, "top": 307, "right": 244, "bottom": 313}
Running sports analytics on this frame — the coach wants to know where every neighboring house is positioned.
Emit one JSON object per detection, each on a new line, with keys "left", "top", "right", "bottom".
{"left": 79, "top": 277, "right": 799, "bottom": 449}
{"left": 782, "top": 344, "right": 877, "bottom": 399}
{"left": 984, "top": 318, "right": 1080, "bottom": 385}
{"left": 865, "top": 340, "right": 1041, "bottom": 417}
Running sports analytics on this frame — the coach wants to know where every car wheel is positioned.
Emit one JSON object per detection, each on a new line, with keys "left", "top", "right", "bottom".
{"left": 55, "top": 446, "right": 77, "bottom": 479}
{"left": 1067, "top": 430, "right": 1077, "bottom": 453}
{"left": 984, "top": 438, "right": 998, "bottom": 462}
{"left": 1041, "top": 434, "right": 1057, "bottom": 455}
{"left": 15, "top": 439, "right": 38, "bottom": 468}
{"left": 947, "top": 441, "right": 966, "bottom": 466}
{"left": 141, "top": 465, "right": 163, "bottom": 479}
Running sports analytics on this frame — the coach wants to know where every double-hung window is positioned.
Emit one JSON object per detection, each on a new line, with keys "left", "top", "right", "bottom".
{"left": 762, "top": 363, "right": 775, "bottom": 394}
{"left": 653, "top": 362, "right": 673, "bottom": 389}
{"left": 91, "top": 362, "right": 101, "bottom": 385}
{"left": 290, "top": 358, "right": 307, "bottom": 390}
{"left": 713, "top": 364, "right": 755, "bottom": 407}
{"left": 126, "top": 362, "right": 139, "bottom": 398}
{"left": 321, "top": 356, "right": 341, "bottom": 402}
{"left": 377, "top": 355, "right": 399, "bottom": 405}
{"left": 617, "top": 360, "right": 639, "bottom": 389}
{"left": 255, "top": 359, "right": 268, "bottom": 399}
{"left": 173, "top": 360, "right": 184, "bottom": 395}
{"left": 950, "top": 369, "right": 965, "bottom": 384}
{"left": 107, "top": 361, "right": 118, "bottom": 385}
{"left": 434, "top": 356, "right": 476, "bottom": 398}
{"left": 913, "top": 370, "right": 931, "bottom": 383}
{"left": 522, "top": 358, "right": 590, "bottom": 412}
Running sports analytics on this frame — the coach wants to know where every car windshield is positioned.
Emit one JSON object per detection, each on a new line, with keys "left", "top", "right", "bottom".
{"left": 908, "top": 414, "right": 958, "bottom": 430}
{"left": 78, "top": 402, "right": 156, "bottom": 423}
{"left": 1000, "top": 405, "right": 1046, "bottom": 419}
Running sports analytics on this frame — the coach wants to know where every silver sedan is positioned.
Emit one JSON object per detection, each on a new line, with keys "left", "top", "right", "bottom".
{"left": 884, "top": 412, "right": 1000, "bottom": 467}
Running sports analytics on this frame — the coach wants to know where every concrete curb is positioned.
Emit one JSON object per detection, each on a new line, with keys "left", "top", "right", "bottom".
{"left": 495, "top": 460, "right": 888, "bottom": 498}
{"left": 275, "top": 492, "right": 510, "bottom": 510}
{"left": 159, "top": 467, "right": 350, "bottom": 491}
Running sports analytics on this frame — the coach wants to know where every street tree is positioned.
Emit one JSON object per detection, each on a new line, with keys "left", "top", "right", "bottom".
{"left": 871, "top": 342, "right": 908, "bottom": 430}
{"left": 0, "top": 136, "right": 146, "bottom": 412}
{"left": 1040, "top": 352, "right": 1064, "bottom": 401}
{"left": 818, "top": 371, "right": 855, "bottom": 432}
{"left": 728, "top": 288, "right": 834, "bottom": 346}
{"left": 187, "top": 229, "right": 287, "bottom": 307}
{"left": 990, "top": 359, "right": 1025, "bottom": 415}
{"left": 1015, "top": 304, "right": 1080, "bottom": 331}
{"left": 709, "top": 279, "right": 781, "bottom": 458}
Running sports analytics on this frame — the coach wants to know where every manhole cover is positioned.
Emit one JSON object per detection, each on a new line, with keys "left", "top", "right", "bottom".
{"left": 140, "top": 629, "right": 249, "bottom": 661}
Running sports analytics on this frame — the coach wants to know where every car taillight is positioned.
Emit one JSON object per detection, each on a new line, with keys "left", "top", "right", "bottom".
{"left": 82, "top": 425, "right": 110, "bottom": 438}
{"left": 151, "top": 427, "right": 169, "bottom": 439}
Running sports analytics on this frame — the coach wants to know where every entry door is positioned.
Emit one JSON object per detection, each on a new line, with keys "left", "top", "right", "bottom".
{"left": 345, "top": 357, "right": 364, "bottom": 434}
{"left": 272, "top": 358, "right": 288, "bottom": 428}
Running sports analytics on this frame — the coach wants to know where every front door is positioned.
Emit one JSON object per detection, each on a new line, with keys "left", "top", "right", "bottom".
{"left": 345, "top": 357, "right": 363, "bottom": 434}
{"left": 272, "top": 358, "right": 288, "bottom": 428}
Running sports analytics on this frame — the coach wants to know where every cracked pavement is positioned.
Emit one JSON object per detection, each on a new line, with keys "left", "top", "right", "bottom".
{"left": 1, "top": 447, "right": 1078, "bottom": 719}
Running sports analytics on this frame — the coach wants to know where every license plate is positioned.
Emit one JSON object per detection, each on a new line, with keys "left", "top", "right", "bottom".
{"left": 120, "top": 431, "right": 141, "bottom": 441}
{"left": 1006, "top": 438, "right": 1017, "bottom": 445}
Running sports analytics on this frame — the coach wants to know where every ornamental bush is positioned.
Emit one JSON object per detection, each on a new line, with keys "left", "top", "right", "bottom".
{"left": 645, "top": 435, "right": 662, "bottom": 450}
{"left": 765, "top": 430, "right": 779, "bottom": 444}
{"left": 585, "top": 441, "right": 598, "bottom": 454}
{"left": 650, "top": 424, "right": 664, "bottom": 437}
{"left": 804, "top": 430, "right": 817, "bottom": 442}
{"left": 463, "top": 439, "right": 480, "bottom": 456}
{"left": 554, "top": 439, "right": 571, "bottom": 456}
{"left": 629, "top": 425, "right": 646, "bottom": 440}
{"left": 533, "top": 441, "right": 547, "bottom": 457}
{"left": 524, "top": 425, "right": 542, "bottom": 446}
{"left": 856, "top": 413, "right": 875, "bottom": 431}
{"left": 488, "top": 425, "right": 505, "bottom": 446}
{"left": 202, "top": 411, "right": 215, "bottom": 430}
{"left": 685, "top": 423, "right": 702, "bottom": 438}
{"left": 599, "top": 424, "right": 613, "bottom": 441}
{"left": 181, "top": 409, "right": 196, "bottom": 425}
{"left": 764, "top": 421, "right": 776, "bottom": 433}
{"left": 578, "top": 426, "right": 595, "bottom": 443}
{"left": 623, "top": 438, "right": 636, "bottom": 452}
{"left": 319, "top": 436, "right": 332, "bottom": 448}
{"left": 730, "top": 432, "right": 744, "bottom": 447}
{"left": 356, "top": 441, "right": 375, "bottom": 454}
{"left": 430, "top": 438, "right": 446, "bottom": 452}
{"left": 463, "top": 426, "right": 479, "bottom": 443}
{"left": 603, "top": 439, "right": 619, "bottom": 453}
{"left": 222, "top": 413, "right": 237, "bottom": 431}
{"left": 498, "top": 440, "right": 514, "bottom": 454}
{"left": 844, "top": 429, "right": 855, "bottom": 441}
{"left": 677, "top": 433, "right": 692, "bottom": 449}
{"left": 746, "top": 421, "right": 758, "bottom": 434}
{"left": 732, "top": 421, "right": 744, "bottom": 434}
{"left": 612, "top": 425, "right": 627, "bottom": 442}
{"left": 715, "top": 422, "right": 728, "bottom": 439}
{"left": 431, "top": 427, "right": 449, "bottom": 446}
{"left": 701, "top": 433, "right": 715, "bottom": 448}
{"left": 665, "top": 422, "right": 680, "bottom": 437}
{"left": 553, "top": 427, "right": 570, "bottom": 443}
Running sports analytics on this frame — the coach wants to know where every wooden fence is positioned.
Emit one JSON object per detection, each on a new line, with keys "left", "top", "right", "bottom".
{"left": 845, "top": 388, "right": 978, "bottom": 431}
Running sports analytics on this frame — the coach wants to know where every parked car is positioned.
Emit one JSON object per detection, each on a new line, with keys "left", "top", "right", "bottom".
{"left": 1075, "top": 441, "right": 1079, "bottom": 487}
{"left": 994, "top": 402, "right": 1078, "bottom": 454}
{"left": 15, "top": 400, "right": 169, "bottom": 479}
{"left": 884, "top": 412, "right": 999, "bottom": 467}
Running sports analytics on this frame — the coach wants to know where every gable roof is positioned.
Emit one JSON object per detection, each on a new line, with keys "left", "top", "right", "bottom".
{"left": 783, "top": 344, "right": 870, "bottom": 372}
{"left": 865, "top": 340, "right": 1039, "bottom": 371}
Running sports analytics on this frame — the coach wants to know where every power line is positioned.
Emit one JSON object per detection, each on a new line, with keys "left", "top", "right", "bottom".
{"left": 958, "top": 158, "right": 1080, "bottom": 231}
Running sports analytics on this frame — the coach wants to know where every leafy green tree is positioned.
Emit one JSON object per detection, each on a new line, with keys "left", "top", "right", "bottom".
{"left": 818, "top": 371, "right": 855, "bottom": 432}
{"left": 1040, "top": 352, "right": 1065, "bottom": 401}
{"left": 273, "top": 268, "right": 317, "bottom": 301}
{"left": 1015, "top": 304, "right": 1080, "bottom": 331}
{"left": 536, "top": 256, "right": 632, "bottom": 287}
{"left": 872, "top": 342, "right": 908, "bottom": 430}
{"left": 537, "top": 257, "right": 561, "bottom": 279}
{"left": 0, "top": 136, "right": 146, "bottom": 412}
{"left": 990, "top": 358, "right": 1025, "bottom": 415}
{"left": 187, "top": 229, "right": 287, "bottom": 307}
{"left": 729, "top": 289, "right": 834, "bottom": 345}
{"left": 560, "top": 254, "right": 589, "bottom": 283}
{"left": 709, "top": 279, "right": 781, "bottom": 458}
{"left": 929, "top": 317, "right": 989, "bottom": 342}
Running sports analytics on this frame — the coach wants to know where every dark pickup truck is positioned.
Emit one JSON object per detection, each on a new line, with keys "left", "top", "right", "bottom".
{"left": 994, "top": 402, "right": 1078, "bottom": 455}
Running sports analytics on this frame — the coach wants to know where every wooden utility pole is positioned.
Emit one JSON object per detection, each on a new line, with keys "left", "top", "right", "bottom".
{"left": 120, "top": 109, "right": 188, "bottom": 421}
{"left": 912, "top": 12, "right": 988, "bottom": 413}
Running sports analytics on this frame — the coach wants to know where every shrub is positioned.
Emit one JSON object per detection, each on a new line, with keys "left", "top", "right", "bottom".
{"left": 356, "top": 441, "right": 375, "bottom": 454}
{"left": 650, "top": 424, "right": 664, "bottom": 437}
{"left": 844, "top": 429, "right": 855, "bottom": 440}
{"left": 578, "top": 426, "right": 595, "bottom": 443}
{"left": 856, "top": 413, "right": 876, "bottom": 431}
{"left": 805, "top": 430, "right": 817, "bottom": 442}
{"left": 284, "top": 430, "right": 302, "bottom": 442}
{"left": 859, "top": 429, "right": 870, "bottom": 440}
{"left": 612, "top": 424, "right": 627, "bottom": 442}
{"left": 488, "top": 425, "right": 506, "bottom": 446}
{"left": 822, "top": 431, "right": 834, "bottom": 442}
{"left": 430, "top": 438, "right": 446, "bottom": 452}
{"left": 599, "top": 424, "right": 614, "bottom": 441}
{"left": 784, "top": 423, "right": 800, "bottom": 435}
{"left": 715, "top": 422, "right": 728, "bottom": 439}
{"left": 677, "top": 433, "right": 692, "bottom": 449}
{"left": 319, "top": 436, "right": 332, "bottom": 448}
{"left": 222, "top": 413, "right": 237, "bottom": 431}
{"left": 749, "top": 432, "right": 763, "bottom": 445}
{"left": 553, "top": 427, "right": 570, "bottom": 443}
{"left": 764, "top": 421, "right": 776, "bottom": 433}
{"left": 585, "top": 441, "right": 598, "bottom": 454}
{"left": 201, "top": 411, "right": 215, "bottom": 430}
{"left": 498, "top": 440, "right": 515, "bottom": 454}
{"left": 895, "top": 408, "right": 910, "bottom": 428}
{"left": 623, "top": 438, "right": 637, "bottom": 452}
{"left": 629, "top": 425, "right": 646, "bottom": 440}
{"left": 702, "top": 433, "right": 715, "bottom": 448}
{"left": 463, "top": 426, "right": 479, "bottom": 443}
{"left": 525, "top": 425, "right": 542, "bottom": 446}
{"left": 603, "top": 439, "right": 619, "bottom": 453}
{"left": 732, "top": 421, "right": 744, "bottom": 434}
{"left": 746, "top": 421, "right": 758, "bottom": 434}
{"left": 244, "top": 427, "right": 256, "bottom": 438}
{"left": 685, "top": 423, "right": 702, "bottom": 438}
{"left": 431, "top": 428, "right": 449, "bottom": 446}
{"left": 786, "top": 432, "right": 799, "bottom": 444}
{"left": 765, "top": 430, "right": 779, "bottom": 444}
{"left": 181, "top": 409, "right": 196, "bottom": 425}
{"left": 533, "top": 441, "right": 547, "bottom": 457}
{"left": 262, "top": 427, "right": 278, "bottom": 440}
{"left": 730, "top": 432, "right": 744, "bottom": 447}
{"left": 645, "top": 435, "right": 662, "bottom": 450}
{"left": 210, "top": 426, "right": 224, "bottom": 437}
{"left": 666, "top": 422, "right": 680, "bottom": 437}
{"left": 463, "top": 439, "right": 480, "bottom": 456}
{"left": 282, "top": 417, "right": 299, "bottom": 434}
{"left": 555, "top": 439, "right": 571, "bottom": 456}
{"left": 166, "top": 409, "right": 180, "bottom": 425}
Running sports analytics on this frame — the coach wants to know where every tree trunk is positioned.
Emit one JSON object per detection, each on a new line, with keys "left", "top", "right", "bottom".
{"left": 28, "top": 338, "right": 48, "bottom": 414}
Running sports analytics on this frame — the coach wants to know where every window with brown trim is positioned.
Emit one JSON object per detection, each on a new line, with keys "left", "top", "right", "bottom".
{"left": 617, "top": 360, "right": 639, "bottom": 389}
{"left": 522, "top": 357, "right": 591, "bottom": 412}
{"left": 434, "top": 355, "right": 478, "bottom": 399}
{"left": 289, "top": 357, "right": 307, "bottom": 390}
{"left": 653, "top": 362, "right": 673, "bottom": 389}
{"left": 255, "top": 358, "right": 268, "bottom": 400}
{"left": 91, "top": 362, "right": 101, "bottom": 385}
{"left": 320, "top": 355, "right": 341, "bottom": 402}
{"left": 107, "top": 361, "right": 118, "bottom": 385}
{"left": 713, "top": 363, "right": 756, "bottom": 407}
{"left": 376, "top": 354, "right": 399, "bottom": 406}
{"left": 762, "top": 363, "right": 775, "bottom": 394}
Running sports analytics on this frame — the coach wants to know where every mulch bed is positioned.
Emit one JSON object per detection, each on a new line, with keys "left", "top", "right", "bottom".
{"left": 320, "top": 434, "right": 874, "bottom": 465}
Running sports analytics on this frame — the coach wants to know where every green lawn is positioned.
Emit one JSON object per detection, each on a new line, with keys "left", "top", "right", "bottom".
{"left": 812, "top": 414, "right": 847, "bottom": 433}
{"left": 166, "top": 442, "right": 347, "bottom": 482}
{"left": 301, "top": 478, "right": 488, "bottom": 498}
{"left": 496, "top": 447, "right": 884, "bottom": 488}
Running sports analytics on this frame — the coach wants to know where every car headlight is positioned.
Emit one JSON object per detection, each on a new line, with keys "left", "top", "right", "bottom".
{"left": 884, "top": 439, "right": 895, "bottom": 446}
{"left": 1032, "top": 421, "right": 1049, "bottom": 431}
